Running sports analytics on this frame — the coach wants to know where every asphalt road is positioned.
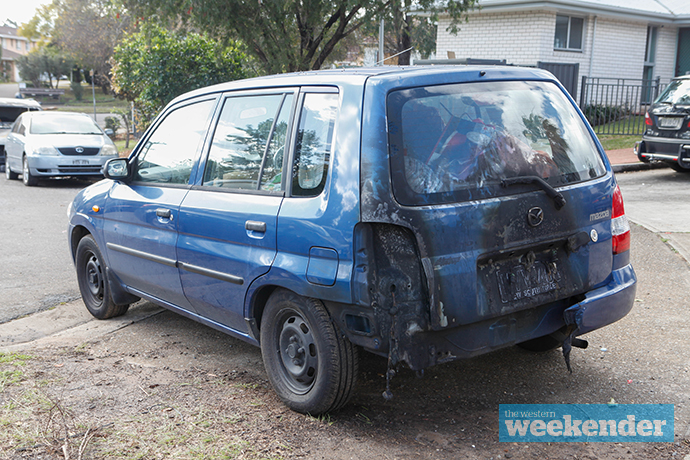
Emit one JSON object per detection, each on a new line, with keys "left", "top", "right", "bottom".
{"left": 0, "top": 176, "right": 89, "bottom": 323}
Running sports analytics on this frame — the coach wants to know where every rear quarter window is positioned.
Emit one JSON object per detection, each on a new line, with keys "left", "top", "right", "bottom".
{"left": 387, "top": 80, "right": 605, "bottom": 206}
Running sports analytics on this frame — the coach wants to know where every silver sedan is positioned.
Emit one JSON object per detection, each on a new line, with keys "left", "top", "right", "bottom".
{"left": 4, "top": 112, "right": 119, "bottom": 186}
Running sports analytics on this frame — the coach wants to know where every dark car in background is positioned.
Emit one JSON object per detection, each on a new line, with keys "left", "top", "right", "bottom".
{"left": 636, "top": 75, "right": 690, "bottom": 172}
{"left": 0, "top": 97, "right": 42, "bottom": 172}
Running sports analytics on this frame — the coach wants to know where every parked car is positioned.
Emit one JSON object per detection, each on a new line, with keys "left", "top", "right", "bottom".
{"left": 4, "top": 111, "right": 119, "bottom": 186}
{"left": 0, "top": 97, "right": 42, "bottom": 172}
{"left": 68, "top": 67, "right": 636, "bottom": 414}
{"left": 635, "top": 75, "right": 690, "bottom": 172}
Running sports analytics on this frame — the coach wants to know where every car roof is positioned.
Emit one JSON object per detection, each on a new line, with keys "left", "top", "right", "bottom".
{"left": 169, "top": 65, "right": 557, "bottom": 106}
{"left": 0, "top": 97, "right": 42, "bottom": 109}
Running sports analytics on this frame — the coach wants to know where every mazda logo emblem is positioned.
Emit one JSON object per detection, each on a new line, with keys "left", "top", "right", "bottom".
{"left": 527, "top": 207, "right": 544, "bottom": 227}
{"left": 75, "top": 147, "right": 84, "bottom": 153}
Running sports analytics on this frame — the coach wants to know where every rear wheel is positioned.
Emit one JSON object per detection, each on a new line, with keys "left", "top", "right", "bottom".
{"left": 669, "top": 163, "right": 690, "bottom": 173}
{"left": 5, "top": 162, "right": 18, "bottom": 180}
{"left": 22, "top": 156, "right": 38, "bottom": 186}
{"left": 75, "top": 235, "right": 129, "bottom": 319}
{"left": 260, "top": 289, "right": 359, "bottom": 415}
{"left": 517, "top": 334, "right": 561, "bottom": 352}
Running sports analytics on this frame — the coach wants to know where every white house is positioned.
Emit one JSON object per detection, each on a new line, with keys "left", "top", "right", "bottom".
{"left": 432, "top": 0, "right": 690, "bottom": 101}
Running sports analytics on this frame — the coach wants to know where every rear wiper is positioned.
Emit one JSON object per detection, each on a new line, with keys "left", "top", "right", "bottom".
{"left": 501, "top": 176, "right": 566, "bottom": 210}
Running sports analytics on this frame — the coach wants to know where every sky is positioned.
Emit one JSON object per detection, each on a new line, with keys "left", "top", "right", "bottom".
{"left": 2, "top": 0, "right": 52, "bottom": 27}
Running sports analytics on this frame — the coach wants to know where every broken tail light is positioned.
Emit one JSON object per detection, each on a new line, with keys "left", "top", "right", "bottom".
{"left": 612, "top": 184, "right": 630, "bottom": 254}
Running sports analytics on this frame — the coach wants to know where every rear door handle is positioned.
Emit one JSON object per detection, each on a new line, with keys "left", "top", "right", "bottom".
{"left": 156, "top": 208, "right": 172, "bottom": 219}
{"left": 245, "top": 220, "right": 266, "bottom": 232}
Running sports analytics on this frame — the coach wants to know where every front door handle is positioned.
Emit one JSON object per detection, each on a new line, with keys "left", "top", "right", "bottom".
{"left": 245, "top": 220, "right": 266, "bottom": 232}
{"left": 156, "top": 208, "right": 172, "bottom": 219}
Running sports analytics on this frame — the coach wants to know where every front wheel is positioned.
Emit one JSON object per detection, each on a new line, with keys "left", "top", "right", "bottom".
{"left": 75, "top": 235, "right": 129, "bottom": 319}
{"left": 22, "top": 156, "right": 38, "bottom": 186}
{"left": 260, "top": 289, "right": 359, "bottom": 415}
{"left": 5, "top": 162, "right": 18, "bottom": 180}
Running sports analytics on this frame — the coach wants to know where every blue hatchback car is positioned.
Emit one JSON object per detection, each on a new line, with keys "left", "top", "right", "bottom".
{"left": 68, "top": 66, "right": 636, "bottom": 414}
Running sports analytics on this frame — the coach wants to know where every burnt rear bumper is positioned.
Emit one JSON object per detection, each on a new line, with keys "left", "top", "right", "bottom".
{"left": 563, "top": 263, "right": 636, "bottom": 334}
{"left": 379, "top": 263, "right": 637, "bottom": 371}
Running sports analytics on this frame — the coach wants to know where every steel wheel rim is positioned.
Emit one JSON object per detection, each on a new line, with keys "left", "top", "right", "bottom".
{"left": 22, "top": 158, "right": 29, "bottom": 184}
{"left": 84, "top": 252, "right": 104, "bottom": 305}
{"left": 277, "top": 311, "right": 318, "bottom": 394}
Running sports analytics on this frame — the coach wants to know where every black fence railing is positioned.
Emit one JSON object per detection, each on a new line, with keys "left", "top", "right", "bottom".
{"left": 579, "top": 76, "right": 666, "bottom": 136}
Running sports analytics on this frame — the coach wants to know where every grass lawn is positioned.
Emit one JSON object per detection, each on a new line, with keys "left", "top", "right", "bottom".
{"left": 31, "top": 80, "right": 129, "bottom": 113}
{"left": 597, "top": 134, "right": 639, "bottom": 151}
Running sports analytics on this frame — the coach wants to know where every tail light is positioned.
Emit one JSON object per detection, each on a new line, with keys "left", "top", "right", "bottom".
{"left": 644, "top": 112, "right": 652, "bottom": 126}
{"left": 612, "top": 184, "right": 630, "bottom": 254}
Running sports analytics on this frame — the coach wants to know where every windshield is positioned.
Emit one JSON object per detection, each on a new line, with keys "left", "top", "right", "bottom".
{"left": 0, "top": 107, "right": 32, "bottom": 129}
{"left": 655, "top": 79, "right": 690, "bottom": 106}
{"left": 387, "top": 80, "right": 606, "bottom": 206}
{"left": 30, "top": 116, "right": 102, "bottom": 135}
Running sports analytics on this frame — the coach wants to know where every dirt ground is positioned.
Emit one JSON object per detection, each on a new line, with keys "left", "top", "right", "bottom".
{"left": 1, "top": 225, "right": 690, "bottom": 460}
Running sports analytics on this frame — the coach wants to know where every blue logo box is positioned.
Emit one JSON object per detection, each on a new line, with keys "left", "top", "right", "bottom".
{"left": 499, "top": 404, "right": 674, "bottom": 442}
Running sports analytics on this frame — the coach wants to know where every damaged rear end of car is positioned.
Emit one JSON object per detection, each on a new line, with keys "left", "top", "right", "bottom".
{"left": 352, "top": 67, "right": 636, "bottom": 383}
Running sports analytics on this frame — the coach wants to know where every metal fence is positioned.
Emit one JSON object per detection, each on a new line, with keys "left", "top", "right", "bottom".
{"left": 579, "top": 76, "right": 666, "bottom": 136}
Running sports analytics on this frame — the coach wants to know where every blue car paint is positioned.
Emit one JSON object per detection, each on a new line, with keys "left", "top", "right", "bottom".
{"left": 68, "top": 66, "right": 636, "bottom": 374}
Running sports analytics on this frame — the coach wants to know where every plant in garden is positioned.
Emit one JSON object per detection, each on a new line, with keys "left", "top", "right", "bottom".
{"left": 111, "top": 23, "right": 247, "bottom": 129}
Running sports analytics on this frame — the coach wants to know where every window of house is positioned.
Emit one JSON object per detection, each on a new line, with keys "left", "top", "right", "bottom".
{"left": 554, "top": 15, "right": 584, "bottom": 50}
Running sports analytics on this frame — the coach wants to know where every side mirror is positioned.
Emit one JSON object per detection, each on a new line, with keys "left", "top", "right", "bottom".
{"left": 104, "top": 128, "right": 114, "bottom": 137}
{"left": 103, "top": 158, "right": 130, "bottom": 180}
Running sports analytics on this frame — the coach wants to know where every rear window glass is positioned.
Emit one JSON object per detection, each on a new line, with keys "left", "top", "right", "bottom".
{"left": 387, "top": 80, "right": 605, "bottom": 206}
{"left": 655, "top": 79, "right": 690, "bottom": 106}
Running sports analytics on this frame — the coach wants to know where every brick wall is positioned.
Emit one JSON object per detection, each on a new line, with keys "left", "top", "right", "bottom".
{"left": 437, "top": 10, "right": 678, "bottom": 86}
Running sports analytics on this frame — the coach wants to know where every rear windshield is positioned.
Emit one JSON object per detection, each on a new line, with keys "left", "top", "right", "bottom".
{"left": 387, "top": 80, "right": 606, "bottom": 206}
{"left": 655, "top": 79, "right": 690, "bottom": 106}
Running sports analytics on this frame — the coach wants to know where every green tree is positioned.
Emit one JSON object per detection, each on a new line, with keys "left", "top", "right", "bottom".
{"left": 20, "top": 0, "right": 131, "bottom": 92}
{"left": 123, "top": 0, "right": 477, "bottom": 74}
{"left": 111, "top": 23, "right": 247, "bottom": 128}
{"left": 16, "top": 46, "right": 72, "bottom": 88}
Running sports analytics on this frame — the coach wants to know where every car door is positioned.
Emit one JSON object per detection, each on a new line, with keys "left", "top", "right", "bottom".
{"left": 176, "top": 90, "right": 295, "bottom": 333}
{"left": 5, "top": 115, "right": 27, "bottom": 171}
{"left": 102, "top": 97, "right": 217, "bottom": 310}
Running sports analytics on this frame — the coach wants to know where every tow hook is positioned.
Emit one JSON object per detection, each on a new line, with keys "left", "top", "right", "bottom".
{"left": 549, "top": 327, "right": 588, "bottom": 373}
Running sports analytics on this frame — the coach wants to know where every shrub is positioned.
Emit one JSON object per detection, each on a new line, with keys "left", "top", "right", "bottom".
{"left": 105, "top": 116, "right": 121, "bottom": 134}
{"left": 70, "top": 81, "right": 83, "bottom": 101}
{"left": 583, "top": 104, "right": 629, "bottom": 127}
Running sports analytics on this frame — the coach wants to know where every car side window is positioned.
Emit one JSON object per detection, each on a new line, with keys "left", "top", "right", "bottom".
{"left": 203, "top": 93, "right": 292, "bottom": 191}
{"left": 133, "top": 99, "right": 215, "bottom": 184}
{"left": 12, "top": 116, "right": 25, "bottom": 135}
{"left": 291, "top": 93, "right": 338, "bottom": 197}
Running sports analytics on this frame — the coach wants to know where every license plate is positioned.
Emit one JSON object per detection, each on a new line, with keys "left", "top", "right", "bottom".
{"left": 496, "top": 261, "right": 561, "bottom": 303}
{"left": 658, "top": 117, "right": 683, "bottom": 129}
{"left": 73, "top": 159, "right": 89, "bottom": 165}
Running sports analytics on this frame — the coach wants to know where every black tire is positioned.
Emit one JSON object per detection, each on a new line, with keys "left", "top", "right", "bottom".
{"left": 22, "top": 156, "right": 38, "bottom": 186}
{"left": 5, "top": 162, "right": 18, "bottom": 180}
{"left": 75, "top": 235, "right": 129, "bottom": 319}
{"left": 669, "top": 163, "right": 690, "bottom": 173}
{"left": 517, "top": 334, "right": 561, "bottom": 352}
{"left": 260, "top": 289, "right": 359, "bottom": 415}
